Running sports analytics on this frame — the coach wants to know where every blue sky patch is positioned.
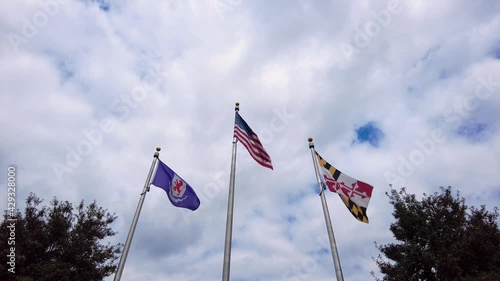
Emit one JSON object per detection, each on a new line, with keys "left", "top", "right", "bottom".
{"left": 457, "top": 123, "right": 487, "bottom": 140}
{"left": 491, "top": 40, "right": 500, "bottom": 59}
{"left": 57, "top": 61, "right": 74, "bottom": 81}
{"left": 252, "top": 208, "right": 264, "bottom": 217}
{"left": 287, "top": 189, "right": 312, "bottom": 205}
{"left": 84, "top": 0, "right": 110, "bottom": 12}
{"left": 286, "top": 215, "right": 297, "bottom": 224}
{"left": 354, "top": 122, "right": 384, "bottom": 147}
{"left": 413, "top": 45, "right": 440, "bottom": 67}
{"left": 439, "top": 69, "right": 450, "bottom": 79}
{"left": 421, "top": 46, "right": 440, "bottom": 62}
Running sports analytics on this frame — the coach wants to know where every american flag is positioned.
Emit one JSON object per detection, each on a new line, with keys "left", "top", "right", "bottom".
{"left": 234, "top": 112, "right": 273, "bottom": 170}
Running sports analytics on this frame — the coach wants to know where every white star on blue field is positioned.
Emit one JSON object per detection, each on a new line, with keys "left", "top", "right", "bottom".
{"left": 1, "top": 1, "right": 499, "bottom": 280}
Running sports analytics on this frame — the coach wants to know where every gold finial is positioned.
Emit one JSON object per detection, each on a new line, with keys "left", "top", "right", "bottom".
{"left": 235, "top": 102, "right": 239, "bottom": 106}
{"left": 156, "top": 147, "right": 161, "bottom": 152}
{"left": 308, "top": 137, "right": 313, "bottom": 142}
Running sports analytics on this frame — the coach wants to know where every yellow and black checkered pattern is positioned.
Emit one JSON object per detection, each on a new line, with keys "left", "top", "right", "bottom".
{"left": 316, "top": 152, "right": 370, "bottom": 224}
{"left": 316, "top": 153, "right": 341, "bottom": 181}
{"left": 339, "top": 194, "right": 369, "bottom": 223}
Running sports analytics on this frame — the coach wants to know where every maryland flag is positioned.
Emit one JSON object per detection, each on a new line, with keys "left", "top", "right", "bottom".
{"left": 315, "top": 152, "right": 373, "bottom": 223}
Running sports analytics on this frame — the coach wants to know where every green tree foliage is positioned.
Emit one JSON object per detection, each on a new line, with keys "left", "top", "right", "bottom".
{"left": 374, "top": 187, "right": 500, "bottom": 281}
{"left": 0, "top": 193, "right": 121, "bottom": 281}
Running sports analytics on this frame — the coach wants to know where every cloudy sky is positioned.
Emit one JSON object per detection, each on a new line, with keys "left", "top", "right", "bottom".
{"left": 1, "top": 0, "right": 499, "bottom": 280}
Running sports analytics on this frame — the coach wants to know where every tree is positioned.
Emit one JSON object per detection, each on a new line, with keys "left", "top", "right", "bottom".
{"left": 0, "top": 193, "right": 122, "bottom": 281}
{"left": 374, "top": 187, "right": 500, "bottom": 281}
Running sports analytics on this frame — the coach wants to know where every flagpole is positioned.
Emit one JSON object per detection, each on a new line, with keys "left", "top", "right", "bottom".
{"left": 308, "top": 138, "right": 344, "bottom": 281}
{"left": 222, "top": 102, "right": 239, "bottom": 281}
{"left": 114, "top": 147, "right": 161, "bottom": 281}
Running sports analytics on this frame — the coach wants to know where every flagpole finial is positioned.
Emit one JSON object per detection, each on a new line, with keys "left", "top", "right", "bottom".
{"left": 235, "top": 102, "right": 240, "bottom": 111}
{"left": 308, "top": 137, "right": 314, "bottom": 148}
{"left": 156, "top": 147, "right": 161, "bottom": 152}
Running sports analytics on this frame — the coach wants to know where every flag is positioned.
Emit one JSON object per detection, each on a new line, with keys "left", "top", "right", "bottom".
{"left": 234, "top": 112, "right": 273, "bottom": 170}
{"left": 315, "top": 152, "right": 373, "bottom": 223}
{"left": 152, "top": 159, "right": 200, "bottom": 211}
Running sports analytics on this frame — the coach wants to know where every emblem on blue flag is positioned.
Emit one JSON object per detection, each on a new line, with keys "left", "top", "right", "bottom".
{"left": 152, "top": 159, "right": 200, "bottom": 211}
{"left": 169, "top": 174, "right": 188, "bottom": 203}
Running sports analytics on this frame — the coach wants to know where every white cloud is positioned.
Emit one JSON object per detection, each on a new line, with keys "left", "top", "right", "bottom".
{"left": 1, "top": 0, "right": 499, "bottom": 280}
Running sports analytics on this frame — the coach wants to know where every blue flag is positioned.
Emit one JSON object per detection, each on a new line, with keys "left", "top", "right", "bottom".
{"left": 152, "top": 159, "right": 200, "bottom": 211}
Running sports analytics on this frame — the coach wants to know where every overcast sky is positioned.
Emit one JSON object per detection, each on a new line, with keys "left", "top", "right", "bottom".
{"left": 1, "top": 0, "right": 499, "bottom": 280}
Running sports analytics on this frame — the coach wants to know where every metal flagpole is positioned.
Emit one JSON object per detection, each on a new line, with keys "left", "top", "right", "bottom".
{"left": 114, "top": 147, "right": 161, "bottom": 281}
{"left": 222, "top": 102, "right": 239, "bottom": 281}
{"left": 308, "top": 138, "right": 344, "bottom": 281}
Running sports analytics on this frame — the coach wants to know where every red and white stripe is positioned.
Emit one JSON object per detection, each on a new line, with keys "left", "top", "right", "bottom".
{"left": 234, "top": 125, "right": 273, "bottom": 170}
